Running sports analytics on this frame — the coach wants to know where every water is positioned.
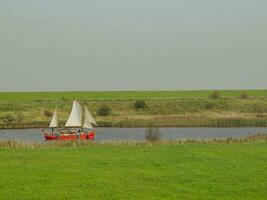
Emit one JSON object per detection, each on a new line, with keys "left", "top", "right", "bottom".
{"left": 0, "top": 127, "right": 267, "bottom": 142}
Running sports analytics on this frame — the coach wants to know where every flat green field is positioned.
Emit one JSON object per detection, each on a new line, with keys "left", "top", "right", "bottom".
{"left": 0, "top": 142, "right": 266, "bottom": 199}
{"left": 0, "top": 90, "right": 267, "bottom": 101}
{"left": 0, "top": 90, "right": 266, "bottom": 128}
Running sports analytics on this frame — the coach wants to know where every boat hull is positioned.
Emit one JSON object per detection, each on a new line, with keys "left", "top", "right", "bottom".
{"left": 44, "top": 131, "right": 95, "bottom": 141}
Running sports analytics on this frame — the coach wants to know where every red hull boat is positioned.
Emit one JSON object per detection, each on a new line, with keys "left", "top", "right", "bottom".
{"left": 44, "top": 131, "right": 95, "bottom": 141}
{"left": 44, "top": 100, "right": 97, "bottom": 141}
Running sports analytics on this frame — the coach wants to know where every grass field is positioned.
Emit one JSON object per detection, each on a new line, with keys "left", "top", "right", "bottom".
{"left": 0, "top": 90, "right": 266, "bottom": 128}
{"left": 0, "top": 90, "right": 267, "bottom": 101}
{"left": 0, "top": 141, "right": 266, "bottom": 199}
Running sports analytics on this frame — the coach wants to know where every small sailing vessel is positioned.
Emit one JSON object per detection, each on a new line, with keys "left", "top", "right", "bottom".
{"left": 44, "top": 100, "right": 96, "bottom": 141}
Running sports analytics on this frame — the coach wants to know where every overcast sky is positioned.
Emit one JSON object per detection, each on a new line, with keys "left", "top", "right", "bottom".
{"left": 0, "top": 0, "right": 266, "bottom": 91}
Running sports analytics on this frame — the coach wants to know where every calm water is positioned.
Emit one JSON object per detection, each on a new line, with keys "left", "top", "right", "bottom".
{"left": 0, "top": 127, "right": 267, "bottom": 142}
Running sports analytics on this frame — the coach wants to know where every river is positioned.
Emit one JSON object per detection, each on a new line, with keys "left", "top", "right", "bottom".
{"left": 0, "top": 127, "right": 267, "bottom": 142}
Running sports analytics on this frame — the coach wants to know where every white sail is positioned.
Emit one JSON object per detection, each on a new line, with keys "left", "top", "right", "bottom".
{"left": 83, "top": 117, "right": 93, "bottom": 129}
{"left": 65, "top": 100, "right": 82, "bottom": 127}
{"left": 84, "top": 105, "right": 97, "bottom": 125}
{"left": 83, "top": 106, "right": 94, "bottom": 129}
{"left": 49, "top": 108, "right": 58, "bottom": 128}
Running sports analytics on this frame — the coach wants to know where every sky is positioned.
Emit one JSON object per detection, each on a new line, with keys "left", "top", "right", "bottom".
{"left": 0, "top": 0, "right": 266, "bottom": 91}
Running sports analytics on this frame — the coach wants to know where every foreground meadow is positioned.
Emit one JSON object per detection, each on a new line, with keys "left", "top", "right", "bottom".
{"left": 0, "top": 90, "right": 267, "bottom": 128}
{"left": 0, "top": 141, "right": 267, "bottom": 199}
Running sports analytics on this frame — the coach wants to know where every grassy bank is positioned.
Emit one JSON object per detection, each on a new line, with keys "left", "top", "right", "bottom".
{"left": 0, "top": 90, "right": 266, "bottom": 128}
{"left": 0, "top": 140, "right": 266, "bottom": 199}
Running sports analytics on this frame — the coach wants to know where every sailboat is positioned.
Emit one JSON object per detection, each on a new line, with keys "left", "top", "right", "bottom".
{"left": 44, "top": 100, "right": 96, "bottom": 141}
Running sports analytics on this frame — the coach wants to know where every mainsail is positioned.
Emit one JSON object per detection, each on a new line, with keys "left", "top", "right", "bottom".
{"left": 49, "top": 108, "right": 58, "bottom": 128}
{"left": 65, "top": 100, "right": 82, "bottom": 127}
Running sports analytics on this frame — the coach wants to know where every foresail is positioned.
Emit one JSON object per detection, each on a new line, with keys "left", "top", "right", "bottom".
{"left": 83, "top": 118, "right": 93, "bottom": 129}
{"left": 84, "top": 106, "right": 97, "bottom": 125}
{"left": 49, "top": 108, "right": 58, "bottom": 128}
{"left": 65, "top": 100, "right": 82, "bottom": 127}
{"left": 83, "top": 106, "right": 94, "bottom": 129}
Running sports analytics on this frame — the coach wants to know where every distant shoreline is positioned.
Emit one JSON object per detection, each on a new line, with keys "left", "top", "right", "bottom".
{"left": 0, "top": 90, "right": 266, "bottom": 129}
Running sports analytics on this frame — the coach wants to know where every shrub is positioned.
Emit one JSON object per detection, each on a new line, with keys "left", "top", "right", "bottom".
{"left": 145, "top": 127, "right": 161, "bottom": 142}
{"left": 209, "top": 91, "right": 221, "bottom": 99}
{"left": 97, "top": 105, "right": 111, "bottom": 116}
{"left": 239, "top": 93, "right": 249, "bottom": 99}
{"left": 43, "top": 110, "right": 52, "bottom": 117}
{"left": 134, "top": 100, "right": 146, "bottom": 109}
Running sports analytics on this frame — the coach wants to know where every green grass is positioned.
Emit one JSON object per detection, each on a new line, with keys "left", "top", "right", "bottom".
{"left": 0, "top": 90, "right": 267, "bottom": 128}
{"left": 0, "top": 90, "right": 267, "bottom": 102}
{"left": 0, "top": 142, "right": 267, "bottom": 199}
{"left": 0, "top": 90, "right": 267, "bottom": 101}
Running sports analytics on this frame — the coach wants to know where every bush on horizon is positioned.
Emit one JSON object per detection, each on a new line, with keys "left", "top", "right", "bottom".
{"left": 239, "top": 93, "right": 249, "bottom": 99}
{"left": 209, "top": 91, "right": 221, "bottom": 99}
{"left": 97, "top": 105, "right": 112, "bottom": 116}
{"left": 43, "top": 110, "right": 52, "bottom": 117}
{"left": 134, "top": 100, "right": 147, "bottom": 109}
